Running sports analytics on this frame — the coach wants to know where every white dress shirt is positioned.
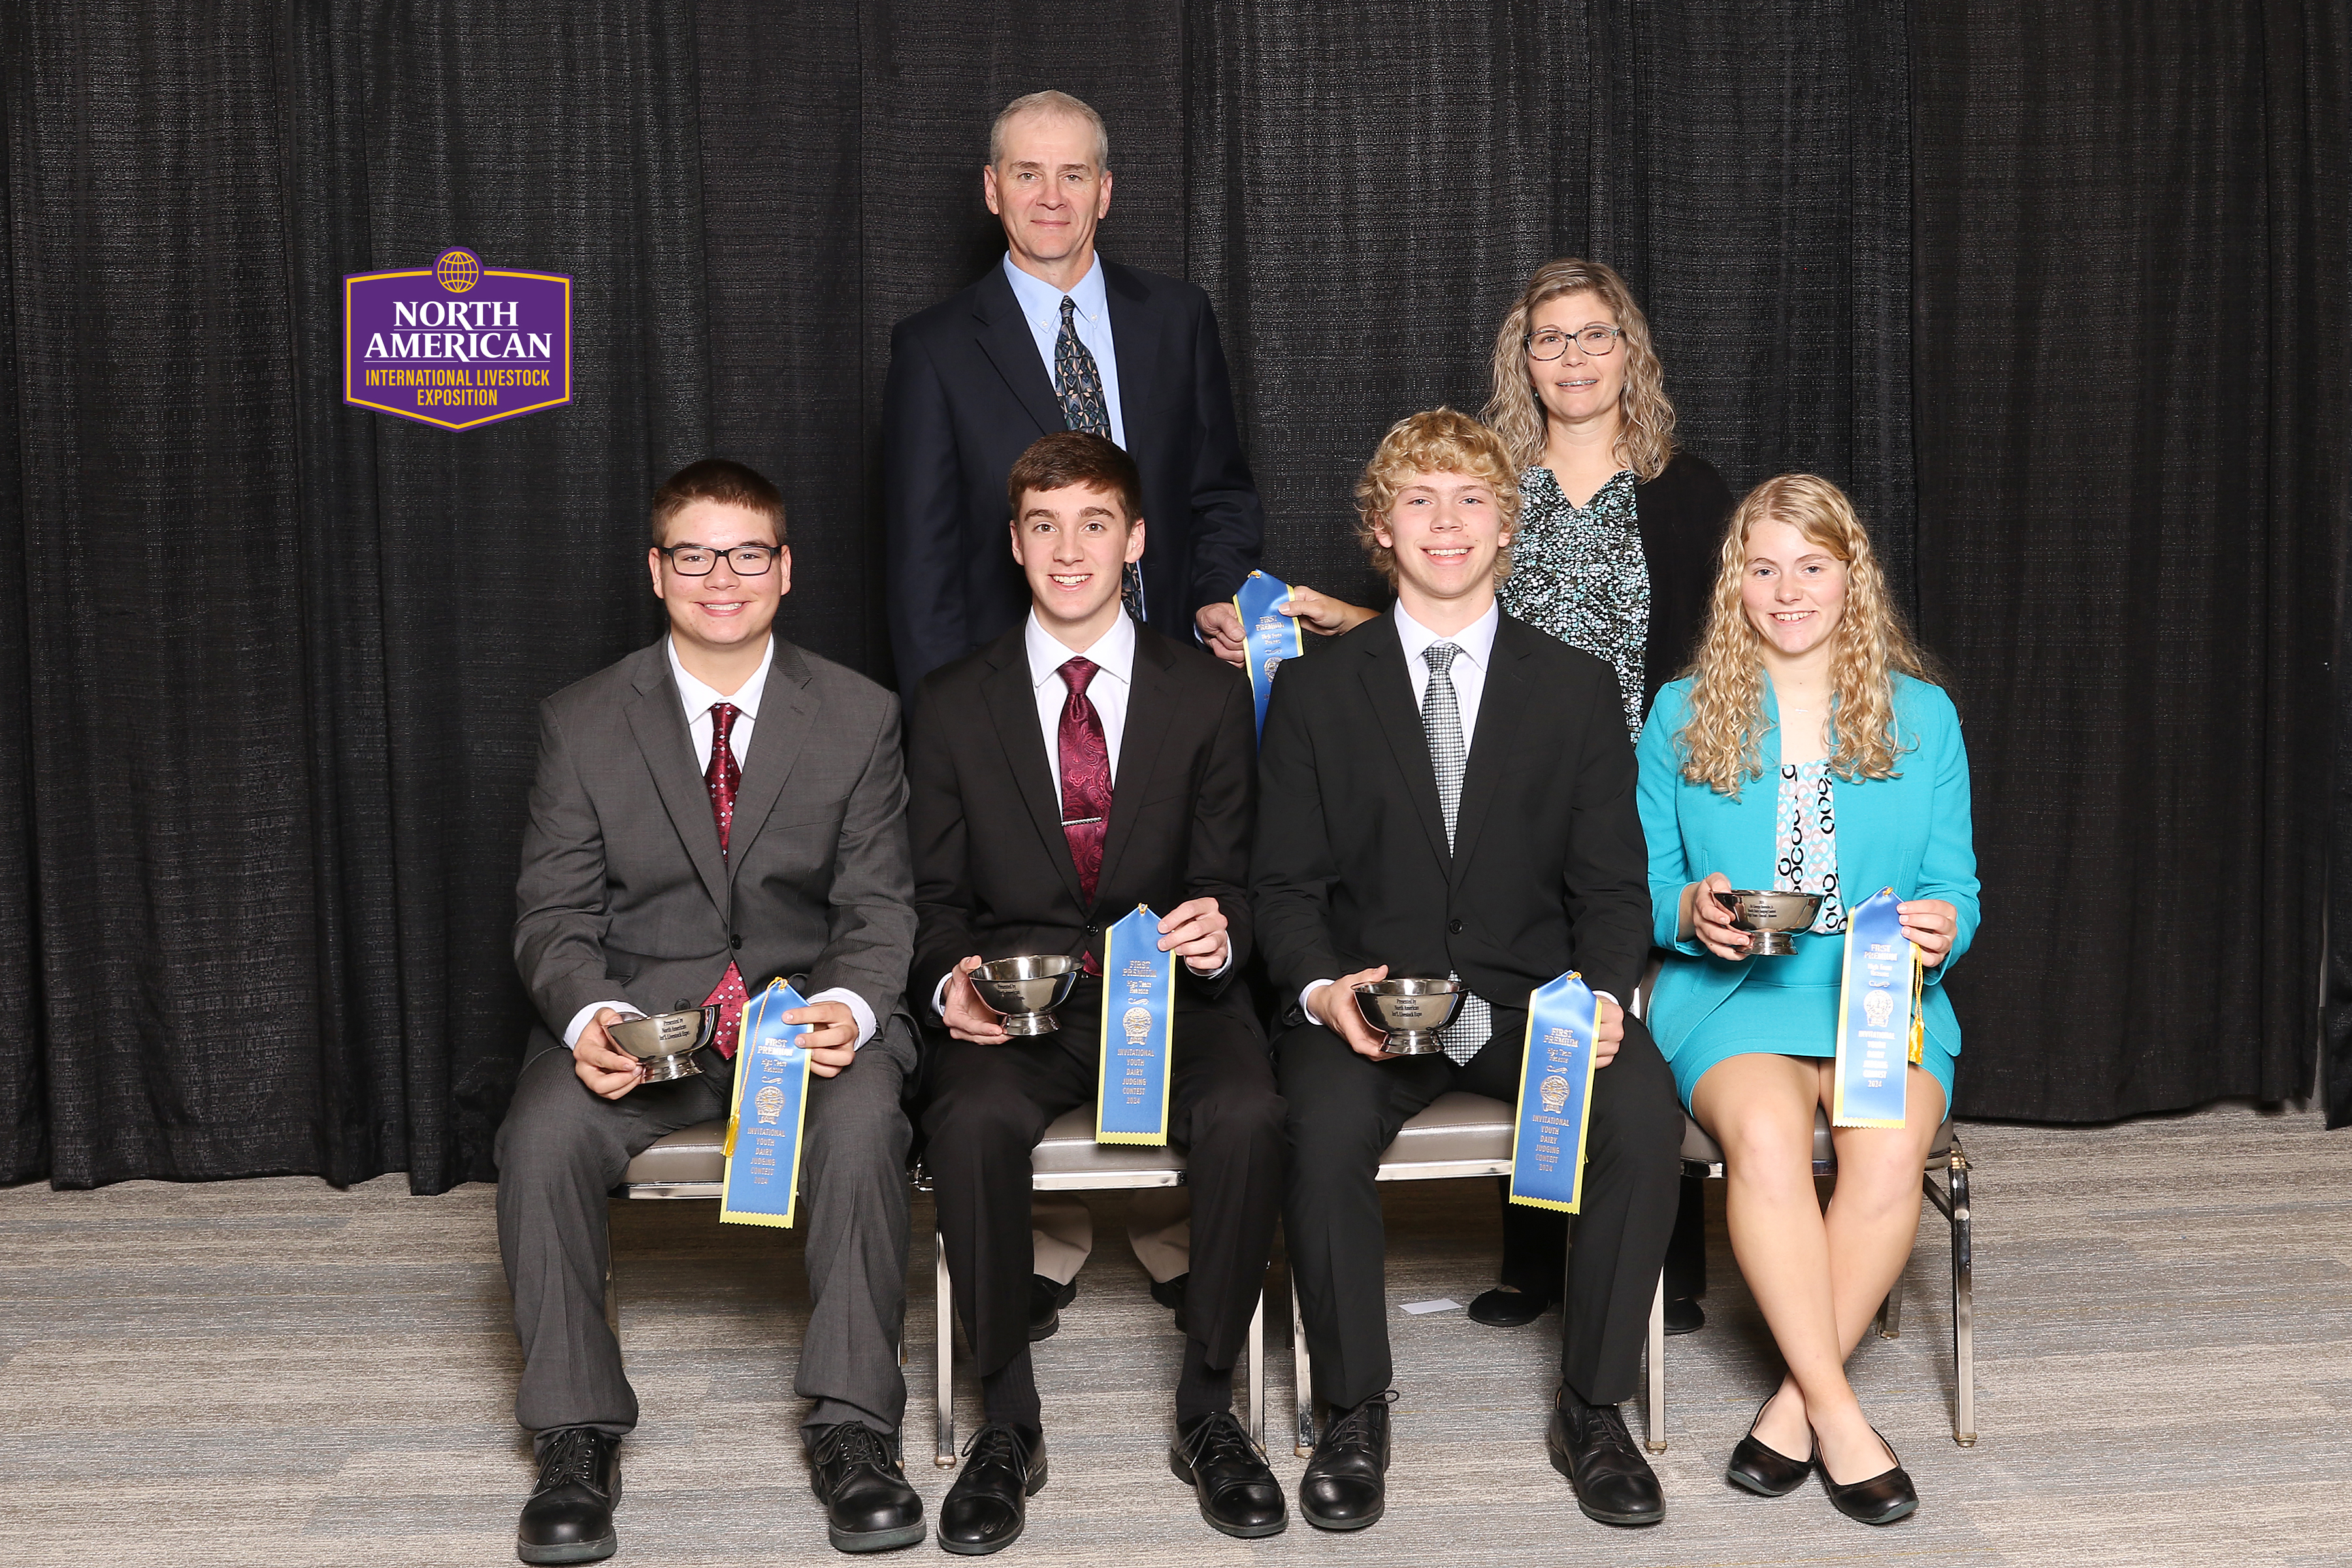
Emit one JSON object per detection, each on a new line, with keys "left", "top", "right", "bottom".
{"left": 563, "top": 634, "right": 878, "bottom": 1053}
{"left": 1002, "top": 253, "right": 1127, "bottom": 450}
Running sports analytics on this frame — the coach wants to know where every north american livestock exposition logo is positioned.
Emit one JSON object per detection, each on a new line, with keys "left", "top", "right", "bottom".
{"left": 343, "top": 248, "right": 571, "bottom": 429}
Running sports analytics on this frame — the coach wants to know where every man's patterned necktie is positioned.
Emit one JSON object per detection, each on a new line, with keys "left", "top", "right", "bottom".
{"left": 702, "top": 701, "right": 748, "bottom": 1058}
{"left": 1056, "top": 657, "right": 1113, "bottom": 975}
{"left": 1054, "top": 295, "right": 1148, "bottom": 626}
{"left": 1420, "top": 644, "right": 1490, "bottom": 1064}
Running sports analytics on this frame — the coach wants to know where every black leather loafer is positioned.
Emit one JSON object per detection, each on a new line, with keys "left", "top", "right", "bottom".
{"left": 1725, "top": 1397, "right": 1811, "bottom": 1497}
{"left": 1169, "top": 1411, "right": 1286, "bottom": 1538}
{"left": 1816, "top": 1426, "right": 1918, "bottom": 1525}
{"left": 1546, "top": 1385, "right": 1664, "bottom": 1526}
{"left": 1028, "top": 1275, "right": 1077, "bottom": 1342}
{"left": 1150, "top": 1273, "right": 1190, "bottom": 1334}
{"left": 1467, "top": 1286, "right": 1556, "bottom": 1327}
{"left": 518, "top": 1427, "right": 621, "bottom": 1564}
{"left": 1298, "top": 1392, "right": 1392, "bottom": 1531}
{"left": 939, "top": 1424, "right": 1047, "bottom": 1555}
{"left": 1664, "top": 1296, "right": 1706, "bottom": 1335}
{"left": 807, "top": 1422, "right": 926, "bottom": 1552}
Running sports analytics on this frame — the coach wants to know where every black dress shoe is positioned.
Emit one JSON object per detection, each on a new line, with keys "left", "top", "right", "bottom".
{"left": 517, "top": 1427, "right": 620, "bottom": 1564}
{"left": 939, "top": 1423, "right": 1047, "bottom": 1555}
{"left": 1664, "top": 1296, "right": 1706, "bottom": 1335}
{"left": 1815, "top": 1426, "right": 1918, "bottom": 1526}
{"left": 1546, "top": 1385, "right": 1664, "bottom": 1526}
{"left": 807, "top": 1422, "right": 926, "bottom": 1553}
{"left": 1149, "top": 1273, "right": 1190, "bottom": 1334}
{"left": 1027, "top": 1275, "right": 1077, "bottom": 1341}
{"left": 1169, "top": 1411, "right": 1286, "bottom": 1539}
{"left": 1298, "top": 1392, "right": 1392, "bottom": 1531}
{"left": 1467, "top": 1285, "right": 1556, "bottom": 1326}
{"left": 1724, "top": 1397, "right": 1811, "bottom": 1497}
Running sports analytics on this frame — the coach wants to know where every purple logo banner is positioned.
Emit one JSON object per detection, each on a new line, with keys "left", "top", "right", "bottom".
{"left": 344, "top": 248, "right": 571, "bottom": 429}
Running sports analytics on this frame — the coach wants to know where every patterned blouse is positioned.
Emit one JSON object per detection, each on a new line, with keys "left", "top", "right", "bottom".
{"left": 1775, "top": 758, "right": 1847, "bottom": 933}
{"left": 1499, "top": 466, "right": 1649, "bottom": 736}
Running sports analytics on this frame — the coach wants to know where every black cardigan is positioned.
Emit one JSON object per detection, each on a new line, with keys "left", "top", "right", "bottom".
{"left": 1631, "top": 451, "right": 1737, "bottom": 708}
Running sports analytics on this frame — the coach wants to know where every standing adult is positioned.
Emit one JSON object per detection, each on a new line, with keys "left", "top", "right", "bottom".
{"left": 883, "top": 89, "right": 1264, "bottom": 690}
{"left": 495, "top": 460, "right": 924, "bottom": 1561}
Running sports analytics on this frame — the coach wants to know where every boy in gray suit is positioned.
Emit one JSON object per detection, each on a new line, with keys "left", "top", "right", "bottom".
{"left": 495, "top": 459, "right": 923, "bottom": 1562}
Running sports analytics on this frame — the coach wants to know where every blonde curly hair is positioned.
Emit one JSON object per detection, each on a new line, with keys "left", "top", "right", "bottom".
{"left": 1676, "top": 474, "right": 1927, "bottom": 795}
{"left": 1480, "top": 258, "right": 1675, "bottom": 482}
{"left": 1352, "top": 408, "right": 1521, "bottom": 587}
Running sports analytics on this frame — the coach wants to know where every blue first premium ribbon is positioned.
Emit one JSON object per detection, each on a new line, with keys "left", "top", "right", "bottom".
{"left": 720, "top": 979, "right": 815, "bottom": 1228}
{"left": 1832, "top": 888, "right": 1916, "bottom": 1129}
{"left": 1508, "top": 971, "right": 1600, "bottom": 1213}
{"left": 1233, "top": 570, "right": 1306, "bottom": 735}
{"left": 1095, "top": 906, "right": 1175, "bottom": 1145}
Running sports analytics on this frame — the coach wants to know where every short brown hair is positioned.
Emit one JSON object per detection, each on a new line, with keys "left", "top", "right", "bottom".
{"left": 1352, "top": 408, "right": 1522, "bottom": 585}
{"left": 1005, "top": 431, "right": 1142, "bottom": 525}
{"left": 649, "top": 458, "right": 785, "bottom": 547}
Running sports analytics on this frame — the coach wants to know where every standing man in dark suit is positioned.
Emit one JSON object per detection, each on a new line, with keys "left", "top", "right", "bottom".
{"left": 907, "top": 433, "right": 1288, "bottom": 1552}
{"left": 1252, "top": 410, "right": 1682, "bottom": 1533}
{"left": 495, "top": 460, "right": 926, "bottom": 1562}
{"left": 883, "top": 89, "right": 1264, "bottom": 691}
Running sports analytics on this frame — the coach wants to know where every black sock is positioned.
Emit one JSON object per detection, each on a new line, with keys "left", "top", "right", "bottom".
{"left": 981, "top": 1349, "right": 1043, "bottom": 1437}
{"left": 1174, "top": 1336, "right": 1234, "bottom": 1424}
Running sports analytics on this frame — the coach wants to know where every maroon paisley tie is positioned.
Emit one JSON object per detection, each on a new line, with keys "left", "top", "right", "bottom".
{"left": 1056, "top": 659, "right": 1113, "bottom": 973}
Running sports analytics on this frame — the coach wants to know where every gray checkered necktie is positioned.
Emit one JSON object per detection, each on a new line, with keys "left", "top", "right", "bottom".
{"left": 1054, "top": 295, "right": 1147, "bottom": 626}
{"left": 1420, "top": 642, "right": 1491, "bottom": 1064}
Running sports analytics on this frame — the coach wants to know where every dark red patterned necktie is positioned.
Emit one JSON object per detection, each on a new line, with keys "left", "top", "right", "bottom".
{"left": 702, "top": 702, "right": 748, "bottom": 1057}
{"left": 1056, "top": 659, "right": 1113, "bottom": 975}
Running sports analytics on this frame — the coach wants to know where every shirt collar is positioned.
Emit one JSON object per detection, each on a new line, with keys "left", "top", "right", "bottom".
{"left": 1002, "top": 251, "right": 1108, "bottom": 332}
{"left": 1025, "top": 608, "right": 1136, "bottom": 692}
{"left": 1392, "top": 598, "right": 1500, "bottom": 672}
{"left": 666, "top": 634, "right": 774, "bottom": 723}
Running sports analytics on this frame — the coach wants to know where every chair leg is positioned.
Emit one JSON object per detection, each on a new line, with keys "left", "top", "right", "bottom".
{"left": 1247, "top": 1286, "right": 1266, "bottom": 1449}
{"left": 1950, "top": 1148, "right": 1976, "bottom": 1446}
{"left": 1290, "top": 1267, "right": 1316, "bottom": 1458}
{"left": 935, "top": 1226, "right": 957, "bottom": 1468}
{"left": 1644, "top": 1273, "right": 1666, "bottom": 1454}
{"left": 1878, "top": 1274, "right": 1903, "bottom": 1339}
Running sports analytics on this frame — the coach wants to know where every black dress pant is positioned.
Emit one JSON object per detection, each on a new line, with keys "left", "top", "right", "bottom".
{"left": 1279, "top": 1011, "right": 1681, "bottom": 1409}
{"left": 921, "top": 977, "right": 1286, "bottom": 1381}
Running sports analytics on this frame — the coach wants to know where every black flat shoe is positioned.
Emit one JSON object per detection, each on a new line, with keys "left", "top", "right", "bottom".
{"left": 1814, "top": 1426, "right": 1918, "bottom": 1526}
{"left": 1170, "top": 1411, "right": 1287, "bottom": 1538}
{"left": 1546, "top": 1384, "right": 1664, "bottom": 1526}
{"left": 1467, "top": 1286, "right": 1555, "bottom": 1327}
{"left": 1664, "top": 1296, "right": 1706, "bottom": 1335}
{"left": 1150, "top": 1273, "right": 1190, "bottom": 1335}
{"left": 1298, "top": 1392, "right": 1392, "bottom": 1531}
{"left": 939, "top": 1424, "right": 1046, "bottom": 1555}
{"left": 807, "top": 1422, "right": 926, "bottom": 1553}
{"left": 517, "top": 1427, "right": 620, "bottom": 1564}
{"left": 1724, "top": 1397, "right": 1812, "bottom": 1497}
{"left": 1027, "top": 1275, "right": 1077, "bottom": 1342}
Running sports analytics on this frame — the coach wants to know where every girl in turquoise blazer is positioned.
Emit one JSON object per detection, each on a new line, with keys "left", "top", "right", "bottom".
{"left": 1634, "top": 474, "right": 1979, "bottom": 1527}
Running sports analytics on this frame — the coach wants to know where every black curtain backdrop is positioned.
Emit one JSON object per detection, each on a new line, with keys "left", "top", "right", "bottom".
{"left": 0, "top": 3, "right": 2341, "bottom": 1191}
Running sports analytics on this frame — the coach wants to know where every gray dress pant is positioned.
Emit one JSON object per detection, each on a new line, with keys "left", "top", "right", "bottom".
{"left": 494, "top": 1026, "right": 913, "bottom": 1443}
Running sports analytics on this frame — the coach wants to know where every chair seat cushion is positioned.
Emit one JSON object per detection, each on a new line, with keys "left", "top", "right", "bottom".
{"left": 625, "top": 1119, "right": 729, "bottom": 1185}
{"left": 1028, "top": 1105, "right": 1188, "bottom": 1180}
{"left": 1679, "top": 1109, "right": 1955, "bottom": 1168}
{"left": 1377, "top": 1091, "right": 1515, "bottom": 1173}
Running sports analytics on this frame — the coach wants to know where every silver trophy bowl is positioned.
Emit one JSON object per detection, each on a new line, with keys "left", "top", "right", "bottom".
{"left": 1354, "top": 976, "right": 1466, "bottom": 1056}
{"left": 1714, "top": 889, "right": 1827, "bottom": 956}
{"left": 970, "top": 955, "right": 1081, "bottom": 1036}
{"left": 606, "top": 1005, "right": 721, "bottom": 1081}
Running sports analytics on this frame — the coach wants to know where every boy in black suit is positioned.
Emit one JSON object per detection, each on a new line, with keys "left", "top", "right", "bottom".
{"left": 907, "top": 432, "right": 1288, "bottom": 1552}
{"left": 1252, "top": 410, "right": 1682, "bottom": 1531}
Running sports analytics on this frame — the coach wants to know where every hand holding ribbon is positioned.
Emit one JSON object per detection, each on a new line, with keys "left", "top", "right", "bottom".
{"left": 1896, "top": 898, "right": 1959, "bottom": 967}
{"left": 1154, "top": 896, "right": 1230, "bottom": 973}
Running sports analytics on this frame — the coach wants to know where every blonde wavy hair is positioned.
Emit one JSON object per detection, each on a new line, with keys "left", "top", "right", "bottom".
{"left": 1676, "top": 474, "right": 1927, "bottom": 794}
{"left": 1352, "top": 408, "right": 1521, "bottom": 587}
{"left": 1480, "top": 258, "right": 1676, "bottom": 482}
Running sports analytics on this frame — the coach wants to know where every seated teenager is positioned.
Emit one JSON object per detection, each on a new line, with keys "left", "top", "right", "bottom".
{"left": 497, "top": 459, "right": 923, "bottom": 1561}
{"left": 907, "top": 431, "right": 1288, "bottom": 1552}
{"left": 1251, "top": 409, "right": 1682, "bottom": 1533}
{"left": 1636, "top": 473, "right": 1978, "bottom": 1526}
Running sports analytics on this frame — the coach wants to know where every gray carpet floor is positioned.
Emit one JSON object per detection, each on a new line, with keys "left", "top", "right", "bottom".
{"left": 1, "top": 1098, "right": 2345, "bottom": 1567}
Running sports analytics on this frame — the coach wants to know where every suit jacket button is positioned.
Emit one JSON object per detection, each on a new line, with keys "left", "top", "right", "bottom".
{"left": 730, "top": 934, "right": 743, "bottom": 950}
{"left": 1086, "top": 923, "right": 1102, "bottom": 936}
{"left": 1448, "top": 919, "right": 1465, "bottom": 935}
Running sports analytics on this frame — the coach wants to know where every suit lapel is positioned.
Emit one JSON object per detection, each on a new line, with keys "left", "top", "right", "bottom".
{"left": 1094, "top": 629, "right": 1173, "bottom": 903}
{"left": 1105, "top": 264, "right": 1161, "bottom": 456}
{"left": 1359, "top": 623, "right": 1454, "bottom": 868}
{"left": 973, "top": 267, "right": 1070, "bottom": 439}
{"left": 723, "top": 641, "right": 815, "bottom": 883}
{"left": 624, "top": 654, "right": 730, "bottom": 917}
{"left": 983, "top": 638, "right": 1088, "bottom": 907}
{"left": 1446, "top": 626, "right": 1534, "bottom": 887}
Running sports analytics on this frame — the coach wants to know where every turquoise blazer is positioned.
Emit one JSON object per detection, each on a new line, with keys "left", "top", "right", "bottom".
{"left": 1635, "top": 674, "right": 1982, "bottom": 1071}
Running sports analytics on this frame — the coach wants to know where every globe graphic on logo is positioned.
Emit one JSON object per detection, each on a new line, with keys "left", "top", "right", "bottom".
{"left": 435, "top": 249, "right": 481, "bottom": 293}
